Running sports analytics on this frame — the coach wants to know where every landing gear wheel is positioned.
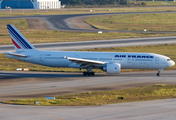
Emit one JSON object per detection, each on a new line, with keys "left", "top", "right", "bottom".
{"left": 91, "top": 72, "right": 95, "bottom": 76}
{"left": 83, "top": 72, "right": 95, "bottom": 76}
{"left": 87, "top": 72, "right": 91, "bottom": 76}
{"left": 83, "top": 72, "right": 87, "bottom": 76}
{"left": 157, "top": 71, "right": 160, "bottom": 76}
{"left": 157, "top": 73, "right": 160, "bottom": 76}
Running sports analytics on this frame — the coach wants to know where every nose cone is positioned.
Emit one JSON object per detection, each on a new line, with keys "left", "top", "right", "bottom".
{"left": 168, "top": 60, "right": 175, "bottom": 67}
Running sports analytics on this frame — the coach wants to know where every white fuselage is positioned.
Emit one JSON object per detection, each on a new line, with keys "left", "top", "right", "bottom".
{"left": 6, "top": 51, "right": 175, "bottom": 70}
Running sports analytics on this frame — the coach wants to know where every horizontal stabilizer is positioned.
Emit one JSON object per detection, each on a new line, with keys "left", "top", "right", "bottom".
{"left": 6, "top": 52, "right": 27, "bottom": 57}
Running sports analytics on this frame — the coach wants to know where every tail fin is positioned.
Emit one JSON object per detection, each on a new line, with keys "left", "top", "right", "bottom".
{"left": 7, "top": 24, "right": 36, "bottom": 52}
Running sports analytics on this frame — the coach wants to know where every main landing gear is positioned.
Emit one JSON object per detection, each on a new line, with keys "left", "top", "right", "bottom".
{"left": 82, "top": 66, "right": 95, "bottom": 76}
{"left": 157, "top": 69, "right": 163, "bottom": 76}
{"left": 83, "top": 72, "right": 95, "bottom": 76}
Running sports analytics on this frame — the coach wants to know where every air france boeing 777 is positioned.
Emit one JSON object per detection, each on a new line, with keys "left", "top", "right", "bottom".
{"left": 5, "top": 25, "right": 175, "bottom": 76}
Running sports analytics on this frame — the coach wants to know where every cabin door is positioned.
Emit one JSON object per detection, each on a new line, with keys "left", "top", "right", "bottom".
{"left": 155, "top": 57, "right": 159, "bottom": 64}
{"left": 127, "top": 58, "right": 131, "bottom": 63}
{"left": 39, "top": 54, "right": 44, "bottom": 61}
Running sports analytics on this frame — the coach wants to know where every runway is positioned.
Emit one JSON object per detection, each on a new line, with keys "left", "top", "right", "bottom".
{"left": 1, "top": 36, "right": 176, "bottom": 54}
{"left": 0, "top": 70, "right": 176, "bottom": 120}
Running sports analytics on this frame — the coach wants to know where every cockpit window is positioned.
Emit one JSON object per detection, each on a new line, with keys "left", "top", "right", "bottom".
{"left": 167, "top": 59, "right": 171, "bottom": 61}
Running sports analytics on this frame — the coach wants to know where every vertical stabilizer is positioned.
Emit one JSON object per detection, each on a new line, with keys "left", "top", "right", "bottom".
{"left": 7, "top": 24, "right": 36, "bottom": 52}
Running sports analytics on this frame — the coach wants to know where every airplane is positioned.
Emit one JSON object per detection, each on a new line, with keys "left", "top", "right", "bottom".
{"left": 5, "top": 25, "right": 175, "bottom": 76}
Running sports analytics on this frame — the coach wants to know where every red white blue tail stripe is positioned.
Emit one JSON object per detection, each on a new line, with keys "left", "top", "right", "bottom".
{"left": 7, "top": 25, "right": 35, "bottom": 50}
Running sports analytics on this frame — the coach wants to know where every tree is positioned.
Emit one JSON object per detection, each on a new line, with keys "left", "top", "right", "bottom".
{"left": 119, "top": 0, "right": 127, "bottom": 5}
{"left": 60, "top": 0, "right": 120, "bottom": 6}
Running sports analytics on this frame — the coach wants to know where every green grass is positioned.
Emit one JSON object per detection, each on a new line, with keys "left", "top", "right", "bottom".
{"left": 0, "top": 44, "right": 175, "bottom": 72}
{"left": 2, "top": 19, "right": 176, "bottom": 45}
{"left": 85, "top": 13, "right": 176, "bottom": 31}
{"left": 3, "top": 85, "right": 176, "bottom": 106}
{"left": 153, "top": 84, "right": 166, "bottom": 87}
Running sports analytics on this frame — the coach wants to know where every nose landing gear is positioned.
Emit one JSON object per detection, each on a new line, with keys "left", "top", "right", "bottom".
{"left": 157, "top": 69, "right": 163, "bottom": 76}
{"left": 157, "top": 72, "right": 160, "bottom": 76}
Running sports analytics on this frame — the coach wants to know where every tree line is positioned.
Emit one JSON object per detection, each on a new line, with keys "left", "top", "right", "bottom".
{"left": 60, "top": 0, "right": 128, "bottom": 5}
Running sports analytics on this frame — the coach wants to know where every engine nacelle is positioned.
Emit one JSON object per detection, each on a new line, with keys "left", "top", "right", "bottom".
{"left": 103, "top": 63, "right": 121, "bottom": 74}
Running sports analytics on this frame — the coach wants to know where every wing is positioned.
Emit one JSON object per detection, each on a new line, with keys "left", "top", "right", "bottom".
{"left": 64, "top": 56, "right": 107, "bottom": 69}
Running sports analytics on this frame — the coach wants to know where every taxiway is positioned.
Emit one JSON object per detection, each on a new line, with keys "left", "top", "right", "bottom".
{"left": 0, "top": 70, "right": 176, "bottom": 101}
{"left": 0, "top": 36, "right": 176, "bottom": 54}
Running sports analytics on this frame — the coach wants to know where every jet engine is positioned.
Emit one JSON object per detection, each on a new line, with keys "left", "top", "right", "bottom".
{"left": 103, "top": 63, "right": 121, "bottom": 74}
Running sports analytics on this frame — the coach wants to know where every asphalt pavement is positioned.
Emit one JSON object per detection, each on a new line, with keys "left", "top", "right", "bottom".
{"left": 0, "top": 36, "right": 176, "bottom": 54}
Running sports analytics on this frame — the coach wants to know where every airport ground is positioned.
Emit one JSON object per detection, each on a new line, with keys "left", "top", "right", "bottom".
{"left": 0, "top": 70, "right": 176, "bottom": 101}
{"left": 0, "top": 70, "right": 176, "bottom": 120}
{"left": 1, "top": 11, "right": 176, "bottom": 46}
{"left": 0, "top": 7, "right": 176, "bottom": 120}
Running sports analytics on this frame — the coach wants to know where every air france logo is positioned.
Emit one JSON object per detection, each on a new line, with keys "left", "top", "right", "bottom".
{"left": 115, "top": 55, "right": 154, "bottom": 58}
{"left": 115, "top": 55, "right": 126, "bottom": 58}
